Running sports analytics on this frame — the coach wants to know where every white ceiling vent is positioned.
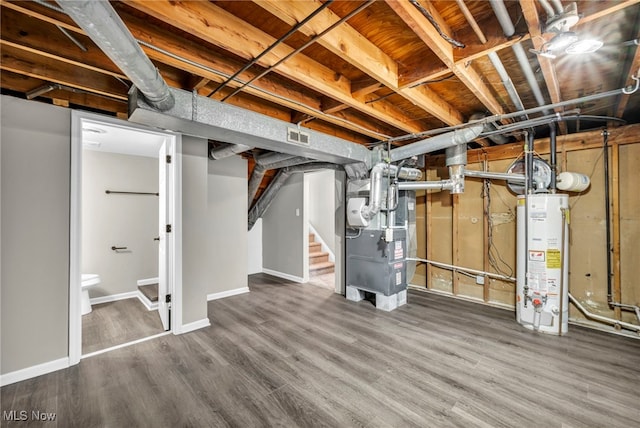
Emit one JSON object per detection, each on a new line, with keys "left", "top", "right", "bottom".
{"left": 287, "top": 127, "right": 310, "bottom": 145}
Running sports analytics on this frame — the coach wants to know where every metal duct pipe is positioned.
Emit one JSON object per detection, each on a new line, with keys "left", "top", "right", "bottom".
{"left": 488, "top": 52, "right": 527, "bottom": 116}
{"left": 255, "top": 152, "right": 298, "bottom": 167}
{"left": 538, "top": 0, "right": 557, "bottom": 17}
{"left": 209, "top": 143, "right": 253, "bottom": 160}
{"left": 57, "top": 0, "right": 174, "bottom": 111}
{"left": 512, "top": 44, "right": 548, "bottom": 110}
{"left": 489, "top": 0, "right": 515, "bottom": 35}
{"left": 491, "top": 0, "right": 549, "bottom": 114}
{"left": 248, "top": 162, "right": 343, "bottom": 230}
{"left": 550, "top": 0, "right": 564, "bottom": 14}
{"left": 445, "top": 144, "right": 467, "bottom": 194}
{"left": 248, "top": 165, "right": 268, "bottom": 208}
{"left": 360, "top": 163, "right": 423, "bottom": 221}
{"left": 248, "top": 156, "right": 312, "bottom": 206}
{"left": 469, "top": 113, "right": 510, "bottom": 145}
{"left": 397, "top": 180, "right": 455, "bottom": 191}
{"left": 389, "top": 125, "right": 484, "bottom": 162}
{"left": 464, "top": 169, "right": 526, "bottom": 183}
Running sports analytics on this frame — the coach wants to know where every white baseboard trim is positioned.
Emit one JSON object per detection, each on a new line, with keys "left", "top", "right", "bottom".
{"left": 136, "top": 291, "right": 159, "bottom": 311}
{"left": 207, "top": 287, "right": 250, "bottom": 301}
{"left": 180, "top": 318, "right": 211, "bottom": 334}
{"left": 1, "top": 357, "right": 69, "bottom": 387}
{"left": 263, "top": 268, "right": 305, "bottom": 283}
{"left": 90, "top": 291, "right": 139, "bottom": 305}
{"left": 137, "top": 277, "right": 159, "bottom": 287}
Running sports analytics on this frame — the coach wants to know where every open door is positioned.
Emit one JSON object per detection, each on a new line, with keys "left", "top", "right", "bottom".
{"left": 158, "top": 140, "right": 170, "bottom": 330}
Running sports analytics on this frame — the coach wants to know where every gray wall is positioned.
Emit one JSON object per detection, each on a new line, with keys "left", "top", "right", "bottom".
{"left": 207, "top": 155, "right": 249, "bottom": 295}
{"left": 82, "top": 151, "right": 158, "bottom": 296}
{"left": 1, "top": 96, "right": 70, "bottom": 374}
{"left": 247, "top": 218, "right": 263, "bottom": 274}
{"left": 181, "top": 137, "right": 210, "bottom": 325}
{"left": 0, "top": 96, "right": 251, "bottom": 376}
{"left": 334, "top": 171, "right": 346, "bottom": 295}
{"left": 307, "top": 170, "right": 335, "bottom": 253}
{"left": 262, "top": 173, "right": 305, "bottom": 279}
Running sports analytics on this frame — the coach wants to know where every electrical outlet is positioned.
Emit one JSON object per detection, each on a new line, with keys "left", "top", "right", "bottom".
{"left": 476, "top": 275, "right": 485, "bottom": 285}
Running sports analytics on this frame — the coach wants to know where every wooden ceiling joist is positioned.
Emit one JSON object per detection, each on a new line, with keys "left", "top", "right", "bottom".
{"left": 253, "top": 0, "right": 464, "bottom": 126}
{"left": 1, "top": 7, "right": 126, "bottom": 79}
{"left": 0, "top": 43, "right": 127, "bottom": 101}
{"left": 124, "top": 0, "right": 425, "bottom": 134}
{"left": 386, "top": 0, "right": 506, "bottom": 117}
{"left": 615, "top": 39, "right": 640, "bottom": 118}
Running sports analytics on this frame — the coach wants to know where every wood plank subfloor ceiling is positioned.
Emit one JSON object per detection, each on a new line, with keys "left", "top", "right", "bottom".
{"left": 2, "top": 273, "right": 639, "bottom": 427}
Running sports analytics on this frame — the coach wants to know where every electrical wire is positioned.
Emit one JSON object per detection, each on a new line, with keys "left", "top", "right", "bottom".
{"left": 409, "top": 0, "right": 465, "bottom": 48}
{"left": 483, "top": 178, "right": 515, "bottom": 278}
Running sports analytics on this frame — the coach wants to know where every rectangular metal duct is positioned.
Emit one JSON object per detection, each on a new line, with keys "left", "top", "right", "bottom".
{"left": 128, "top": 87, "right": 371, "bottom": 166}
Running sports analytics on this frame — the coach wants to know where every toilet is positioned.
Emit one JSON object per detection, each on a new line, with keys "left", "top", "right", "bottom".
{"left": 81, "top": 274, "right": 101, "bottom": 315}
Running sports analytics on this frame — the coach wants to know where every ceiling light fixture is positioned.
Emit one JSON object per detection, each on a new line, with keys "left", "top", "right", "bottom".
{"left": 565, "top": 39, "right": 604, "bottom": 55}
{"left": 546, "top": 32, "right": 579, "bottom": 51}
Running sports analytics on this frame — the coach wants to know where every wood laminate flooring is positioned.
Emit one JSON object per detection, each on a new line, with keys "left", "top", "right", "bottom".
{"left": 2, "top": 273, "right": 639, "bottom": 427}
{"left": 82, "top": 297, "right": 165, "bottom": 354}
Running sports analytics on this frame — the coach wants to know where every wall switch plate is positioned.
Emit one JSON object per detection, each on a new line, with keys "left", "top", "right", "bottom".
{"left": 476, "top": 275, "right": 485, "bottom": 285}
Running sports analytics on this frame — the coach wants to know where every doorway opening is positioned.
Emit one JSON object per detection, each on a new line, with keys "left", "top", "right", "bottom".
{"left": 69, "top": 111, "right": 180, "bottom": 364}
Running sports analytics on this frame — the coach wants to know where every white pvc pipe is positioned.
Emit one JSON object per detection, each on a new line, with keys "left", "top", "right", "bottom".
{"left": 569, "top": 293, "right": 640, "bottom": 333}
{"left": 406, "top": 257, "right": 516, "bottom": 282}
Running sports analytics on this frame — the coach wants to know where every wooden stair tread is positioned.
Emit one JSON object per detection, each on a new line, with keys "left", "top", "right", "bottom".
{"left": 138, "top": 283, "right": 159, "bottom": 302}
{"left": 309, "top": 251, "right": 328, "bottom": 257}
{"left": 310, "top": 261, "right": 334, "bottom": 270}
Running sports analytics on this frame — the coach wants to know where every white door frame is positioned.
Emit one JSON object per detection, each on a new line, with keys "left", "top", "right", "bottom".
{"left": 69, "top": 110, "right": 183, "bottom": 365}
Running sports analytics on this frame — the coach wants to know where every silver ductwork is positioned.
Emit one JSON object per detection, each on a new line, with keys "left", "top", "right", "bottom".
{"left": 248, "top": 155, "right": 313, "bottom": 206}
{"left": 209, "top": 143, "right": 253, "bottom": 160}
{"left": 359, "top": 163, "right": 423, "bottom": 222}
{"left": 248, "top": 162, "right": 343, "bottom": 230}
{"left": 57, "top": 0, "right": 174, "bottom": 111}
{"left": 469, "top": 113, "right": 510, "bottom": 145}
{"left": 388, "top": 125, "right": 484, "bottom": 162}
{"left": 464, "top": 169, "right": 526, "bottom": 183}
{"left": 130, "top": 87, "right": 371, "bottom": 166}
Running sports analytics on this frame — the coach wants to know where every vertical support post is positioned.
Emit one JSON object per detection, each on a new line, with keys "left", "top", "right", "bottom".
{"left": 482, "top": 157, "right": 490, "bottom": 302}
{"left": 612, "top": 143, "right": 622, "bottom": 321}
{"left": 452, "top": 193, "right": 460, "bottom": 295}
{"left": 426, "top": 189, "right": 433, "bottom": 289}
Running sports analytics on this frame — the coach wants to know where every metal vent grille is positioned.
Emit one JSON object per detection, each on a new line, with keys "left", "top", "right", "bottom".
{"left": 287, "top": 128, "right": 310, "bottom": 145}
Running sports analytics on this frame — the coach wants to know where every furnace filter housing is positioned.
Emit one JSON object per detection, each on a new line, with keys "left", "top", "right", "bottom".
{"left": 516, "top": 194, "right": 569, "bottom": 335}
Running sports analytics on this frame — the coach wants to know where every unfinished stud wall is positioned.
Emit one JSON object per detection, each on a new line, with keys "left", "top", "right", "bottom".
{"left": 415, "top": 125, "right": 640, "bottom": 327}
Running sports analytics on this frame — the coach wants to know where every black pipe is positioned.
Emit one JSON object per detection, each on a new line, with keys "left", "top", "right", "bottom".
{"left": 549, "top": 122, "right": 557, "bottom": 192}
{"left": 602, "top": 130, "right": 613, "bottom": 305}
{"left": 222, "top": 0, "right": 374, "bottom": 102}
{"left": 207, "top": 0, "right": 334, "bottom": 97}
{"left": 526, "top": 132, "right": 534, "bottom": 192}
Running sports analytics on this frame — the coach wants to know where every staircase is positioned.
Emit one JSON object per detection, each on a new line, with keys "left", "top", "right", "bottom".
{"left": 138, "top": 283, "right": 159, "bottom": 310}
{"left": 309, "top": 233, "right": 335, "bottom": 276}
